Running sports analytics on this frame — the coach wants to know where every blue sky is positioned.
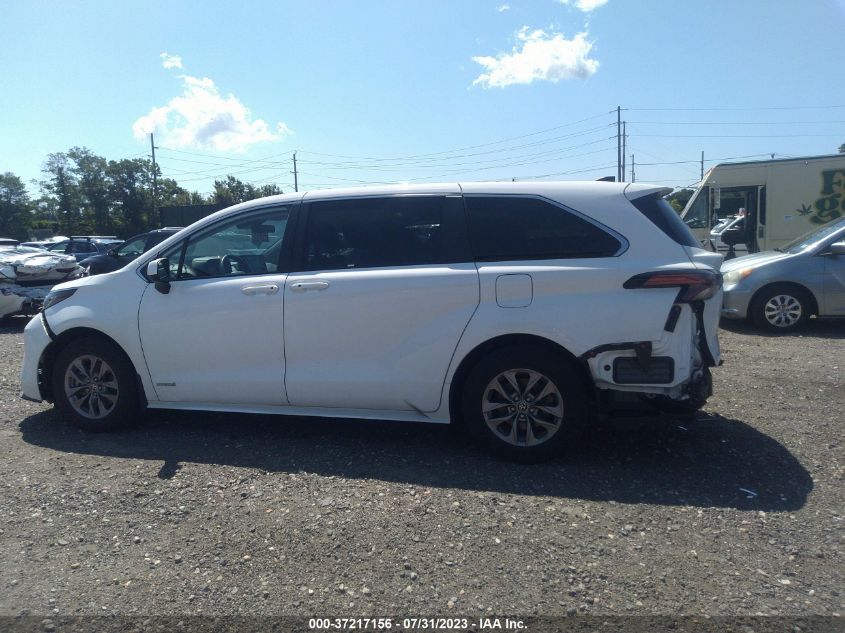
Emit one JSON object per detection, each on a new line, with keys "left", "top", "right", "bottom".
{"left": 2, "top": 0, "right": 844, "bottom": 196}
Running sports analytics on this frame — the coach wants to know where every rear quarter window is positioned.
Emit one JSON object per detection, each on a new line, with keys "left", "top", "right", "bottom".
{"left": 464, "top": 195, "right": 623, "bottom": 261}
{"left": 632, "top": 193, "right": 700, "bottom": 248}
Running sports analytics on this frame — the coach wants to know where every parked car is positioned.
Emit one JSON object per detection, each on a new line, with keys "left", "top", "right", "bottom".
{"left": 0, "top": 237, "right": 20, "bottom": 246}
{"left": 20, "top": 236, "right": 69, "bottom": 249}
{"left": 45, "top": 236, "right": 122, "bottom": 262}
{"left": 21, "top": 182, "right": 723, "bottom": 460}
{"left": 721, "top": 217, "right": 845, "bottom": 331}
{"left": 79, "top": 228, "right": 184, "bottom": 275}
{"left": 0, "top": 246, "right": 82, "bottom": 317}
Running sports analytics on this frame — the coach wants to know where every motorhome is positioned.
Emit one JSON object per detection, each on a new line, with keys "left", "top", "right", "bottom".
{"left": 680, "top": 154, "right": 845, "bottom": 254}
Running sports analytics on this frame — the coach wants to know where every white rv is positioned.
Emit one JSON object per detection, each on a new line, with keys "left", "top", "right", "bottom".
{"left": 680, "top": 154, "right": 845, "bottom": 254}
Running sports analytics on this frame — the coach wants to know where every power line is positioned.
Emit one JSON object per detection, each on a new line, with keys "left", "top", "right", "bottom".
{"left": 296, "top": 126, "right": 613, "bottom": 170}
{"left": 153, "top": 126, "right": 613, "bottom": 178}
{"left": 630, "top": 133, "right": 839, "bottom": 138}
{"left": 156, "top": 136, "right": 617, "bottom": 183}
{"left": 157, "top": 146, "right": 294, "bottom": 163}
{"left": 298, "top": 137, "right": 616, "bottom": 173}
{"left": 516, "top": 162, "right": 619, "bottom": 180}
{"left": 627, "top": 120, "right": 845, "bottom": 125}
{"left": 626, "top": 104, "right": 845, "bottom": 111}
{"left": 633, "top": 152, "right": 776, "bottom": 166}
{"left": 296, "top": 110, "right": 612, "bottom": 162}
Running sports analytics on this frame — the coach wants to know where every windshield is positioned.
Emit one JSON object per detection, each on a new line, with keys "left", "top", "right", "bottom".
{"left": 681, "top": 186, "right": 709, "bottom": 229}
{"left": 779, "top": 217, "right": 845, "bottom": 253}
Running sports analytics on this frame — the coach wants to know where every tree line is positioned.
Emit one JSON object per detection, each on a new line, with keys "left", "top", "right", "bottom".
{"left": 0, "top": 147, "right": 282, "bottom": 241}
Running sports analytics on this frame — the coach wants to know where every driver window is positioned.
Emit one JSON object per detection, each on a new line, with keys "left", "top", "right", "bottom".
{"left": 171, "top": 207, "right": 289, "bottom": 280}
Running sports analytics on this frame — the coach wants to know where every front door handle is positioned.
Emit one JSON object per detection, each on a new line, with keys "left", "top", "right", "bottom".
{"left": 241, "top": 283, "right": 279, "bottom": 296}
{"left": 290, "top": 280, "right": 330, "bottom": 292}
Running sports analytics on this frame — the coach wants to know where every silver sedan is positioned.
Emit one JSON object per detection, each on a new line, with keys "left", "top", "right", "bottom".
{"left": 721, "top": 217, "right": 845, "bottom": 331}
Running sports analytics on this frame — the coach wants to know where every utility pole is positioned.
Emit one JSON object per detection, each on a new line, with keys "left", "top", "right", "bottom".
{"left": 621, "top": 121, "right": 627, "bottom": 182}
{"left": 616, "top": 106, "right": 622, "bottom": 182}
{"left": 700, "top": 150, "right": 704, "bottom": 180}
{"left": 631, "top": 154, "right": 635, "bottom": 183}
{"left": 150, "top": 133, "right": 158, "bottom": 223}
{"left": 292, "top": 151, "right": 298, "bottom": 192}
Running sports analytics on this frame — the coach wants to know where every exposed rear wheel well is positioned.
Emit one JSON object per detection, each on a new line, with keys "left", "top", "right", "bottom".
{"left": 448, "top": 333, "right": 594, "bottom": 427}
{"left": 39, "top": 327, "right": 144, "bottom": 405}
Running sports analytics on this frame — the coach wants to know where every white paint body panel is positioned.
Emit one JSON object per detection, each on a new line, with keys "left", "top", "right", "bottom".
{"left": 284, "top": 264, "right": 479, "bottom": 411}
{"left": 138, "top": 274, "right": 288, "bottom": 405}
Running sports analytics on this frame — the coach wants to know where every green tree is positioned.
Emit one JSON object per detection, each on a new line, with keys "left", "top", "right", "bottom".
{"left": 68, "top": 147, "right": 112, "bottom": 234}
{"left": 838, "top": 142, "right": 845, "bottom": 154}
{"left": 108, "top": 158, "right": 153, "bottom": 236}
{"left": 211, "top": 176, "right": 282, "bottom": 206}
{"left": 158, "top": 177, "right": 201, "bottom": 207}
{"left": 665, "top": 188, "right": 695, "bottom": 214}
{"left": 256, "top": 184, "right": 283, "bottom": 198}
{"left": 0, "top": 172, "right": 33, "bottom": 240}
{"left": 41, "top": 153, "right": 82, "bottom": 234}
{"left": 211, "top": 175, "right": 257, "bottom": 207}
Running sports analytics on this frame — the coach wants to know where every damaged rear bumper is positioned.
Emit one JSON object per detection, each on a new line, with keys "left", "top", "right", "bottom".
{"left": 580, "top": 300, "right": 718, "bottom": 407}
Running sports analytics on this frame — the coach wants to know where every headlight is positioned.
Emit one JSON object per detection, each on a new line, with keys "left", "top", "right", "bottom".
{"left": 42, "top": 288, "right": 77, "bottom": 310}
{"left": 723, "top": 268, "right": 753, "bottom": 289}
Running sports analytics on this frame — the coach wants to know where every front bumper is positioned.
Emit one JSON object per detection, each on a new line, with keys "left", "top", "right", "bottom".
{"left": 721, "top": 286, "right": 754, "bottom": 320}
{"left": 20, "top": 314, "right": 52, "bottom": 402}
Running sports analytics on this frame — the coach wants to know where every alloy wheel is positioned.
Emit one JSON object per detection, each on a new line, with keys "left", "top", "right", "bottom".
{"left": 482, "top": 368, "right": 564, "bottom": 447}
{"left": 63, "top": 354, "right": 119, "bottom": 419}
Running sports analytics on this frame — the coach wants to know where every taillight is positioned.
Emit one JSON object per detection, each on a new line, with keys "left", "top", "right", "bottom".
{"left": 623, "top": 270, "right": 722, "bottom": 302}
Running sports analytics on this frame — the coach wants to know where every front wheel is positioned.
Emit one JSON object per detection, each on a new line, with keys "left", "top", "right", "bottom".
{"left": 461, "top": 345, "right": 588, "bottom": 462}
{"left": 52, "top": 336, "right": 139, "bottom": 432}
{"left": 750, "top": 285, "right": 812, "bottom": 332}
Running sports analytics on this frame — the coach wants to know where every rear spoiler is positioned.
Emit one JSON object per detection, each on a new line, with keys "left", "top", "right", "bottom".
{"left": 623, "top": 183, "right": 673, "bottom": 201}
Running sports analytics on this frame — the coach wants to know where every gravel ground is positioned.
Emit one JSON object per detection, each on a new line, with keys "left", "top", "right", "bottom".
{"left": 0, "top": 315, "right": 842, "bottom": 619}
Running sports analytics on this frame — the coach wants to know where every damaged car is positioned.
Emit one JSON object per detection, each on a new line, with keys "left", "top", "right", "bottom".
{"left": 21, "top": 182, "right": 722, "bottom": 461}
{"left": 0, "top": 246, "right": 82, "bottom": 318}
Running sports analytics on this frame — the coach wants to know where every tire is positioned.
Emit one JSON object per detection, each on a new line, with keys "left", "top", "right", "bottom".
{"left": 52, "top": 335, "right": 139, "bottom": 432}
{"left": 749, "top": 284, "right": 812, "bottom": 332}
{"left": 461, "top": 345, "right": 588, "bottom": 462}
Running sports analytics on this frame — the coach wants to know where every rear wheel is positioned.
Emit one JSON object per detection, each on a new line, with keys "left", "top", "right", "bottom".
{"left": 461, "top": 345, "right": 588, "bottom": 462}
{"left": 52, "top": 336, "right": 139, "bottom": 432}
{"left": 750, "top": 284, "right": 812, "bottom": 332}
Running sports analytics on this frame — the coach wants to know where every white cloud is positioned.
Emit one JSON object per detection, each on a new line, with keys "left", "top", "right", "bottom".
{"left": 160, "top": 52, "right": 183, "bottom": 69}
{"left": 133, "top": 68, "right": 291, "bottom": 152}
{"left": 472, "top": 27, "right": 598, "bottom": 88}
{"left": 496, "top": 4, "right": 510, "bottom": 12}
{"left": 559, "top": 0, "right": 608, "bottom": 12}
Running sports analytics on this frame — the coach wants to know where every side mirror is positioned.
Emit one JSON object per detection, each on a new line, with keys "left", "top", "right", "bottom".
{"left": 829, "top": 241, "right": 845, "bottom": 256}
{"left": 146, "top": 257, "right": 171, "bottom": 294}
{"left": 107, "top": 248, "right": 118, "bottom": 258}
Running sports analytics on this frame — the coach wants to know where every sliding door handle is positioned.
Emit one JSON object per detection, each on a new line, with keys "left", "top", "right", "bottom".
{"left": 241, "top": 283, "right": 279, "bottom": 295}
{"left": 290, "top": 280, "right": 330, "bottom": 292}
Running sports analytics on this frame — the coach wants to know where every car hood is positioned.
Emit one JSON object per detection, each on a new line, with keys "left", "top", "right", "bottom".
{"left": 79, "top": 253, "right": 112, "bottom": 266}
{"left": 0, "top": 247, "right": 80, "bottom": 281}
{"left": 720, "top": 250, "right": 792, "bottom": 273}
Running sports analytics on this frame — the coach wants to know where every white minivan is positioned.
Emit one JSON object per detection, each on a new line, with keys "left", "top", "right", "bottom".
{"left": 21, "top": 182, "right": 722, "bottom": 461}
